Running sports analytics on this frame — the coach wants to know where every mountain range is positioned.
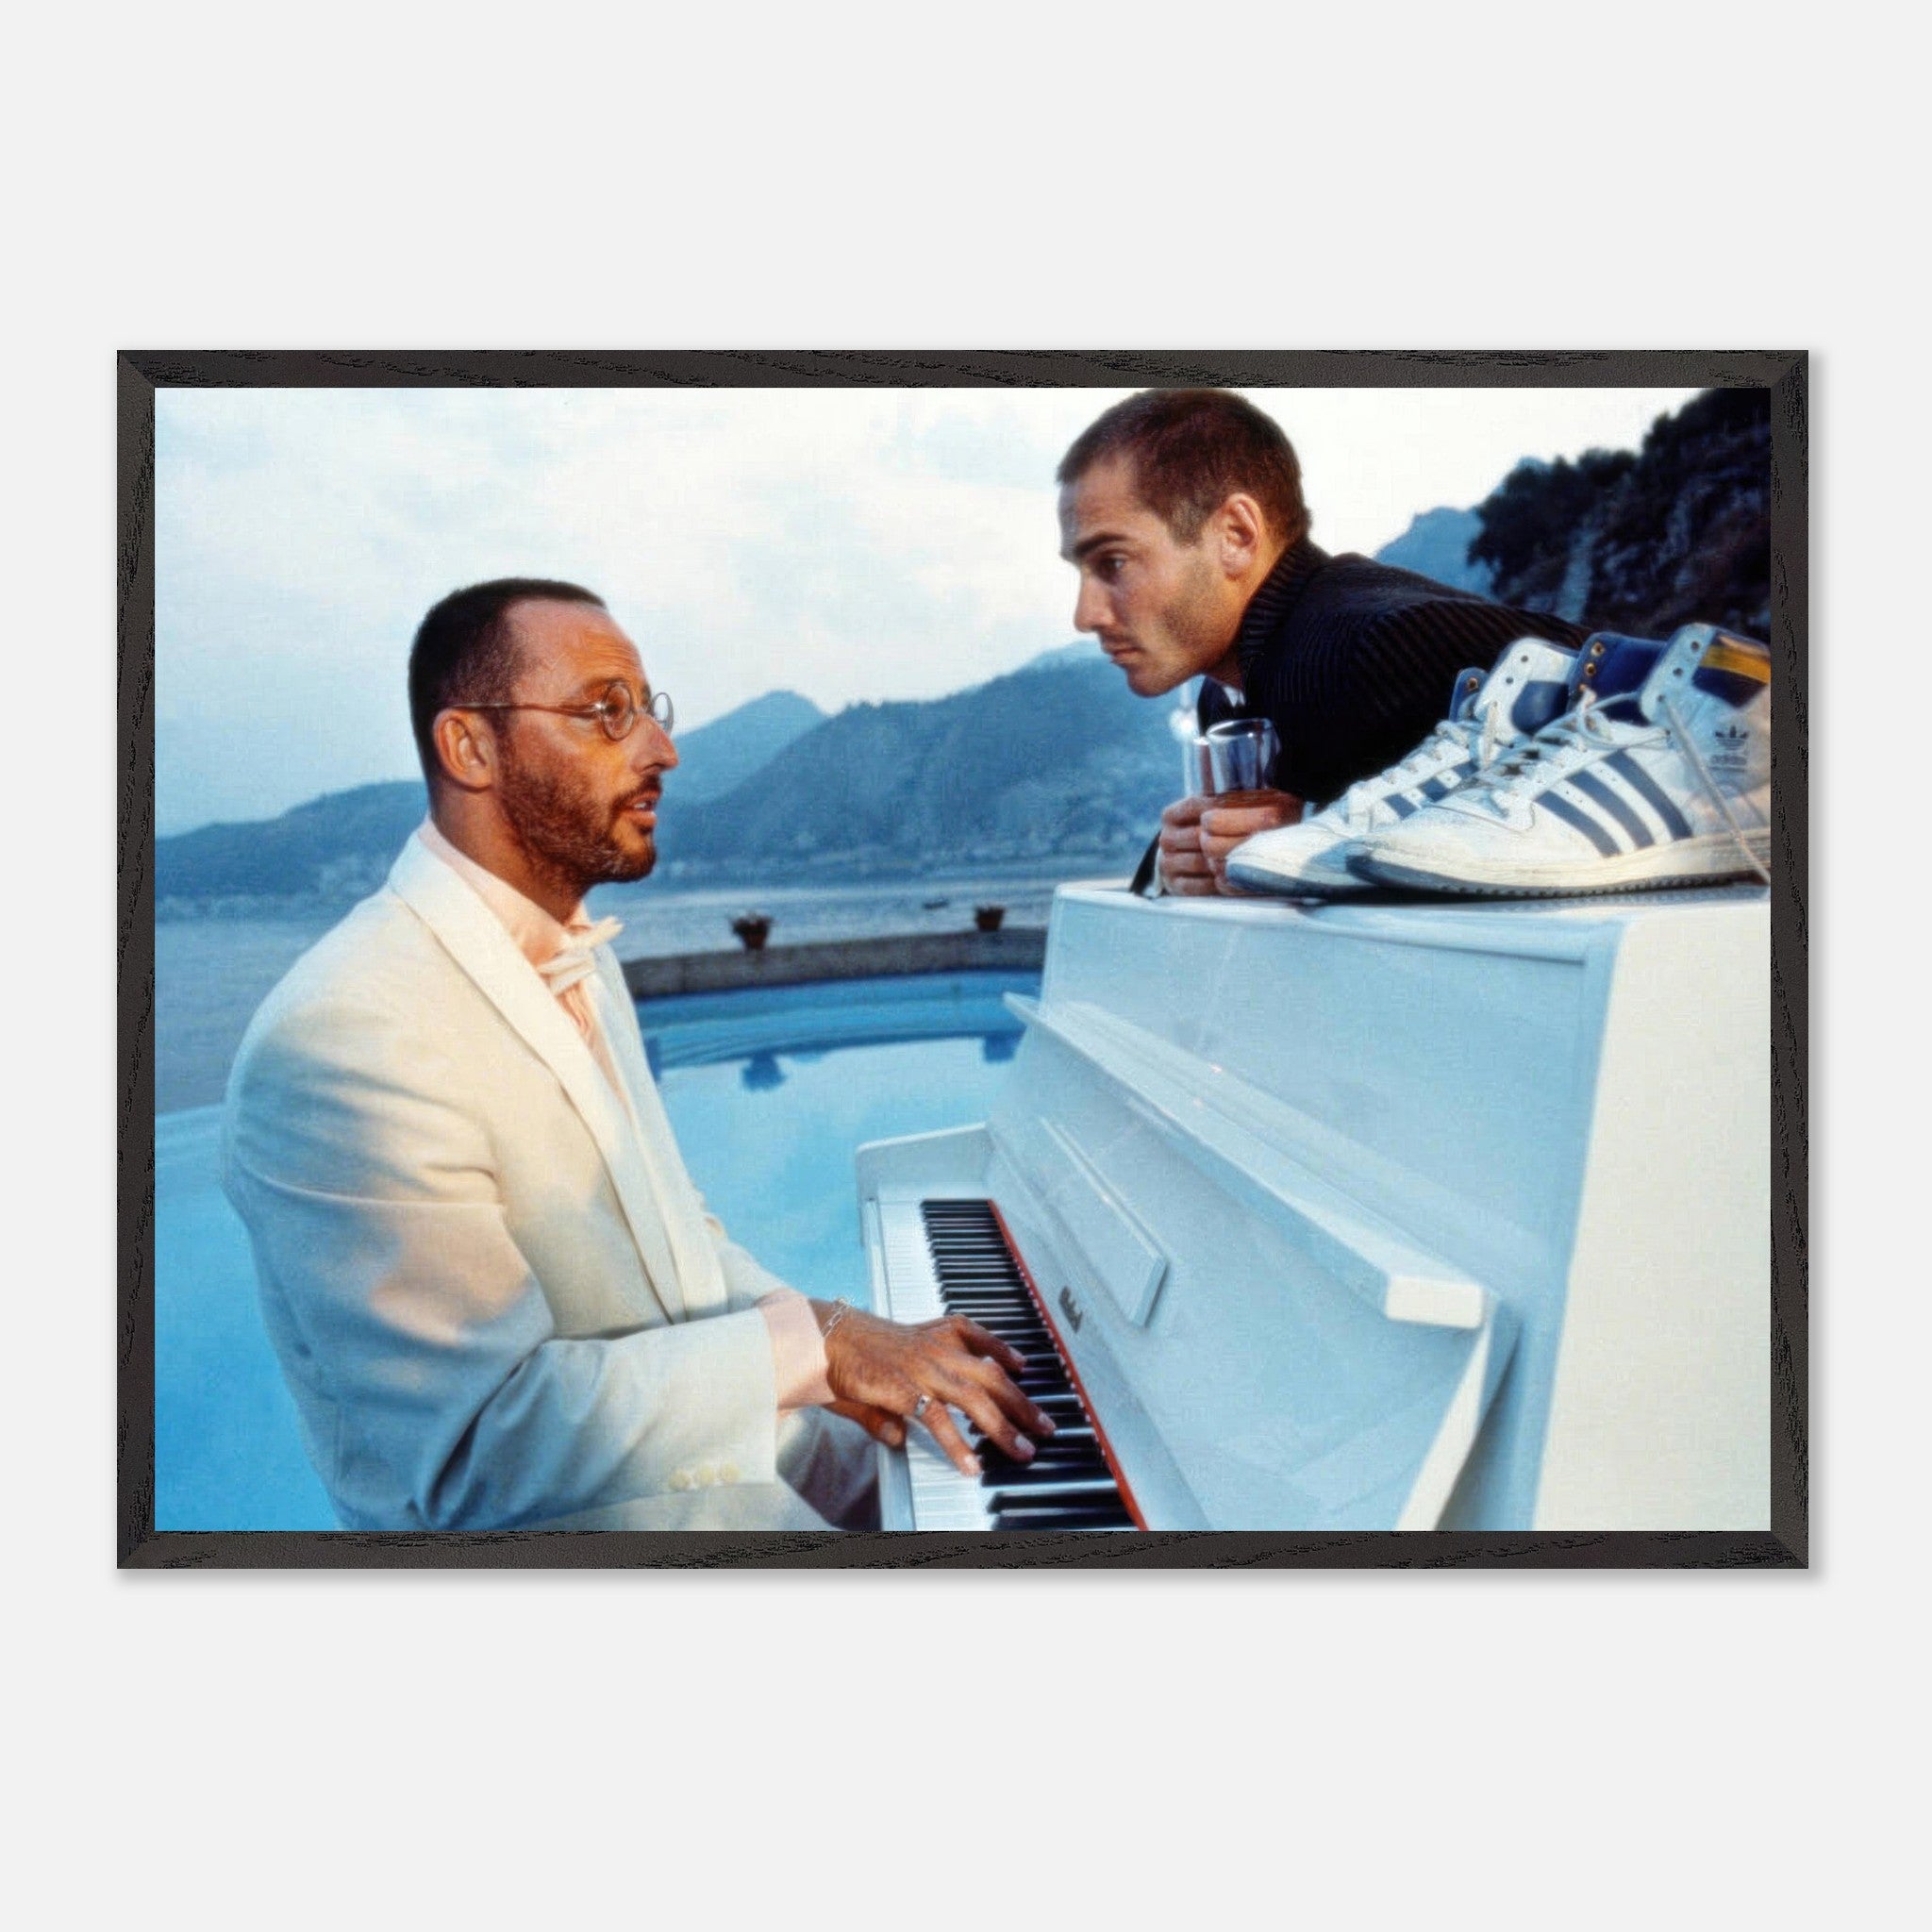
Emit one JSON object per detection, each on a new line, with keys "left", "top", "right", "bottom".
{"left": 156, "top": 688, "right": 830, "bottom": 910}
{"left": 156, "top": 388, "right": 1772, "bottom": 914}
{"left": 656, "top": 653, "right": 1173, "bottom": 883}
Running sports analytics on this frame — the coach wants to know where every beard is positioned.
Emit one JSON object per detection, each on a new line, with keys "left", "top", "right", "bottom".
{"left": 496, "top": 737, "right": 657, "bottom": 902}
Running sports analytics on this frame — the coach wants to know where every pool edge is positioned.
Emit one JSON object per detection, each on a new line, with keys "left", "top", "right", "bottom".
{"left": 621, "top": 927, "right": 1047, "bottom": 999}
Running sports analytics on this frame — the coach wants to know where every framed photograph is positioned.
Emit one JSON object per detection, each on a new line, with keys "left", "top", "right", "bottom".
{"left": 119, "top": 350, "right": 1806, "bottom": 1568}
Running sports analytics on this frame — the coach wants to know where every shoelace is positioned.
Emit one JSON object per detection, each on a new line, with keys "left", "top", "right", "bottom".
{"left": 1331, "top": 718, "right": 1475, "bottom": 829}
{"left": 1460, "top": 690, "right": 1646, "bottom": 800}
{"left": 1660, "top": 693, "right": 1772, "bottom": 885}
{"left": 1476, "top": 700, "right": 1510, "bottom": 771}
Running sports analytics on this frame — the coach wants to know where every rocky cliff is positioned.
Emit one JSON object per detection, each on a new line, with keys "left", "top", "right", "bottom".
{"left": 1470, "top": 387, "right": 1772, "bottom": 639}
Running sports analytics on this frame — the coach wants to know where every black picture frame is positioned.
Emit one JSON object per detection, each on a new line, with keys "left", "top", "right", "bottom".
{"left": 119, "top": 348, "right": 1807, "bottom": 1570}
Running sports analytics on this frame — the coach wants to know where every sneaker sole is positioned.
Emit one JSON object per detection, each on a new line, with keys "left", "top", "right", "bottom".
{"left": 1355, "top": 829, "right": 1770, "bottom": 897}
{"left": 1224, "top": 858, "right": 1374, "bottom": 898}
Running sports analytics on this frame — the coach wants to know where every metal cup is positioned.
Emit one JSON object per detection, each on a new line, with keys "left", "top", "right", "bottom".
{"left": 1204, "top": 718, "right": 1280, "bottom": 799}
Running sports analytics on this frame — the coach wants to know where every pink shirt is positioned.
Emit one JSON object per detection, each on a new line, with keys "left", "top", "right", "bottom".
{"left": 414, "top": 823, "right": 833, "bottom": 1411}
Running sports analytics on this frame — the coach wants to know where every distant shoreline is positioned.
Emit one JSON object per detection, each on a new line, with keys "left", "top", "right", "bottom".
{"left": 156, "top": 850, "right": 1140, "bottom": 925}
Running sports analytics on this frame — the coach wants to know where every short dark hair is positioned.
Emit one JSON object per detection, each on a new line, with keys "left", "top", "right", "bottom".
{"left": 1057, "top": 388, "right": 1310, "bottom": 548}
{"left": 407, "top": 577, "right": 607, "bottom": 786}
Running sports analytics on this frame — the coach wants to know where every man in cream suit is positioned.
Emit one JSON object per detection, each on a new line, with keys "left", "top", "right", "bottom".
{"left": 225, "top": 578, "right": 1055, "bottom": 1532}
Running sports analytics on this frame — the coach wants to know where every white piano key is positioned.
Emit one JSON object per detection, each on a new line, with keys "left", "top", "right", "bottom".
{"left": 876, "top": 1200, "right": 993, "bottom": 1530}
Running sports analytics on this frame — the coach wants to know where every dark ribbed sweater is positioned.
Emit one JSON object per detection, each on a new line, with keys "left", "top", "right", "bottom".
{"left": 1129, "top": 541, "right": 1589, "bottom": 892}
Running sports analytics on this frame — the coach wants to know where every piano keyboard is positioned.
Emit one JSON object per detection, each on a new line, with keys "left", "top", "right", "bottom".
{"left": 876, "top": 1198, "right": 1141, "bottom": 1532}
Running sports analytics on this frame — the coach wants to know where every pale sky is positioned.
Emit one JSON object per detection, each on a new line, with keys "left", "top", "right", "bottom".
{"left": 155, "top": 383, "right": 1703, "bottom": 833}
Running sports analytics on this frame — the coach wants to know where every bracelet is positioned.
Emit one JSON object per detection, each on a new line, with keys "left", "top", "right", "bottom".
{"left": 821, "top": 1299, "right": 854, "bottom": 1344}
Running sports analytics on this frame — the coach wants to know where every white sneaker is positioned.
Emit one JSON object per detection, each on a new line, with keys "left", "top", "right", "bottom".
{"left": 1352, "top": 625, "right": 1772, "bottom": 897}
{"left": 1224, "top": 637, "right": 1578, "bottom": 897}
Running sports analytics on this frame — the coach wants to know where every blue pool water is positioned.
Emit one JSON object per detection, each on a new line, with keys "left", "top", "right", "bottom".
{"left": 152, "top": 970, "right": 1037, "bottom": 1531}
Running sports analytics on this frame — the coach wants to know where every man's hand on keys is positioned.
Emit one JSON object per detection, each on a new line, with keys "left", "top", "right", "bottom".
{"left": 814, "top": 1305, "right": 1058, "bottom": 1477}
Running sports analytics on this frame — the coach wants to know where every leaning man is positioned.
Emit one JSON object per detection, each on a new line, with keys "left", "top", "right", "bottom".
{"left": 224, "top": 578, "right": 1054, "bottom": 1531}
{"left": 1057, "top": 389, "right": 1590, "bottom": 894}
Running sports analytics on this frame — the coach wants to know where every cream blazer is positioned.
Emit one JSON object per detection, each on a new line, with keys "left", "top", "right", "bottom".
{"left": 223, "top": 835, "right": 873, "bottom": 1532}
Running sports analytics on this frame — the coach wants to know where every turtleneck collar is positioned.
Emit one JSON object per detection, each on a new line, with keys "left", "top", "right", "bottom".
{"left": 1235, "top": 538, "right": 1331, "bottom": 681}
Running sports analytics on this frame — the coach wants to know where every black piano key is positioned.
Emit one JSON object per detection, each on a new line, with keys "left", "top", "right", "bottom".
{"left": 988, "top": 1505, "right": 1124, "bottom": 1524}
{"left": 1014, "top": 1424, "right": 1095, "bottom": 1446}
{"left": 986, "top": 1491, "right": 1127, "bottom": 1513}
{"left": 975, "top": 1432, "right": 1094, "bottom": 1456}
{"left": 978, "top": 1462, "right": 1113, "bottom": 1491}
{"left": 969, "top": 1416, "right": 1092, "bottom": 1440}
{"left": 978, "top": 1444, "right": 1108, "bottom": 1473}
{"left": 991, "top": 1494, "right": 1122, "bottom": 1514}
{"left": 982, "top": 1469, "right": 1115, "bottom": 1494}
{"left": 984, "top": 1479, "right": 1123, "bottom": 1507}
{"left": 973, "top": 1442, "right": 1100, "bottom": 1470}
{"left": 986, "top": 1464, "right": 1113, "bottom": 1490}
{"left": 988, "top": 1493, "right": 1132, "bottom": 1517}
{"left": 989, "top": 1507, "right": 1136, "bottom": 1522}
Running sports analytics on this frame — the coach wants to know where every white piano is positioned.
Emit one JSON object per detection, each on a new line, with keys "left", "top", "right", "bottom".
{"left": 858, "top": 882, "right": 1771, "bottom": 1533}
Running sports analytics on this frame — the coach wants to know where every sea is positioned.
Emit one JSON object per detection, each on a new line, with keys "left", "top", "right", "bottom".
{"left": 152, "top": 862, "right": 1106, "bottom": 1114}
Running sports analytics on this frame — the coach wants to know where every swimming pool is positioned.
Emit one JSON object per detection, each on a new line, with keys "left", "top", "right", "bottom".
{"left": 151, "top": 969, "right": 1039, "bottom": 1531}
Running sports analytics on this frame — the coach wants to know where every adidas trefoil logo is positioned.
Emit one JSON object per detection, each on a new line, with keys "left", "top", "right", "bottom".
{"left": 1709, "top": 720, "right": 1752, "bottom": 770}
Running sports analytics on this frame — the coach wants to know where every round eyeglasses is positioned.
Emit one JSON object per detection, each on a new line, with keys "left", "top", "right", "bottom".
{"left": 452, "top": 681, "right": 674, "bottom": 743}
